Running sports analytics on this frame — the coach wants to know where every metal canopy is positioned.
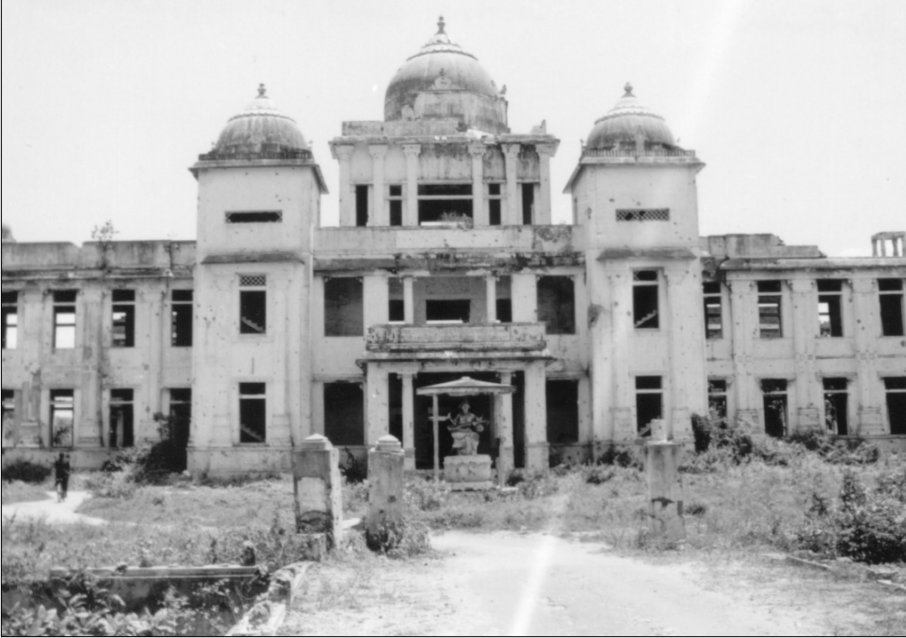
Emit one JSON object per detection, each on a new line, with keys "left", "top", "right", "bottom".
{"left": 416, "top": 375, "right": 515, "bottom": 397}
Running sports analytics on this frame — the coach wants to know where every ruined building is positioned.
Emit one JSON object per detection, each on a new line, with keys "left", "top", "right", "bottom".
{"left": 2, "top": 20, "right": 905, "bottom": 475}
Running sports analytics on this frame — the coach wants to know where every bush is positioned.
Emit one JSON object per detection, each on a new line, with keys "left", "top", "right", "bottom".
{"left": 596, "top": 445, "right": 644, "bottom": 470}
{"left": 2, "top": 459, "right": 51, "bottom": 484}
{"left": 797, "top": 468, "right": 906, "bottom": 565}
{"left": 363, "top": 514, "right": 431, "bottom": 558}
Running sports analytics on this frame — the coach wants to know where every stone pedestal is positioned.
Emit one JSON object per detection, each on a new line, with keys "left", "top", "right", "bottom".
{"left": 366, "top": 435, "right": 405, "bottom": 551}
{"left": 645, "top": 440, "right": 685, "bottom": 544}
{"left": 444, "top": 454, "right": 493, "bottom": 490}
{"left": 292, "top": 434, "right": 342, "bottom": 551}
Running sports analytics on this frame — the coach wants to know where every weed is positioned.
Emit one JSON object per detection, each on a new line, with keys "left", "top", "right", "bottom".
{"left": 2, "top": 459, "right": 52, "bottom": 484}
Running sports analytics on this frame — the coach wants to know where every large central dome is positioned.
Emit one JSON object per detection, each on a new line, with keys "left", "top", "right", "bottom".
{"left": 384, "top": 17, "right": 508, "bottom": 133}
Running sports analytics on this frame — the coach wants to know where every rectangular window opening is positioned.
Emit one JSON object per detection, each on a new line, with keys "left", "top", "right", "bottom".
{"left": 324, "top": 278, "right": 364, "bottom": 335}
{"left": 521, "top": 183, "right": 535, "bottom": 225}
{"left": 822, "top": 378, "right": 848, "bottom": 435}
{"left": 426, "top": 299, "right": 470, "bottom": 324}
{"left": 225, "top": 211, "right": 282, "bottom": 223}
{"left": 707, "top": 379, "right": 728, "bottom": 420}
{"left": 537, "top": 276, "right": 575, "bottom": 334}
{"left": 355, "top": 185, "right": 369, "bottom": 227}
{"left": 418, "top": 183, "right": 473, "bottom": 226}
{"left": 2, "top": 291, "right": 18, "bottom": 349}
{"left": 53, "top": 291, "right": 77, "bottom": 349}
{"left": 50, "top": 389, "right": 74, "bottom": 448}
{"left": 761, "top": 379, "right": 788, "bottom": 438}
{"left": 883, "top": 377, "right": 906, "bottom": 435}
{"left": 616, "top": 208, "right": 670, "bottom": 222}
{"left": 2, "top": 389, "right": 16, "bottom": 436}
{"left": 168, "top": 388, "right": 192, "bottom": 450}
{"left": 635, "top": 376, "right": 663, "bottom": 434}
{"left": 546, "top": 380, "right": 579, "bottom": 444}
{"left": 239, "top": 382, "right": 266, "bottom": 443}
{"left": 757, "top": 281, "right": 783, "bottom": 338}
{"left": 817, "top": 280, "right": 844, "bottom": 337}
{"left": 388, "top": 278, "right": 404, "bottom": 322}
{"left": 389, "top": 185, "right": 403, "bottom": 227}
{"left": 109, "top": 388, "right": 134, "bottom": 448}
{"left": 171, "top": 290, "right": 193, "bottom": 346}
{"left": 488, "top": 183, "right": 502, "bottom": 226}
{"left": 239, "top": 275, "right": 266, "bottom": 335}
{"left": 879, "top": 278, "right": 905, "bottom": 337}
{"left": 112, "top": 289, "right": 135, "bottom": 347}
{"left": 324, "top": 382, "right": 364, "bottom": 446}
{"left": 633, "top": 270, "right": 659, "bottom": 329}
{"left": 703, "top": 281, "right": 722, "bottom": 339}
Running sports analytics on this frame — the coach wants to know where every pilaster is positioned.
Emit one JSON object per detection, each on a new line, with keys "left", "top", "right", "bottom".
{"left": 469, "top": 143, "right": 487, "bottom": 227}
{"left": 502, "top": 143, "right": 520, "bottom": 225}
{"left": 332, "top": 145, "right": 355, "bottom": 227}
{"left": 403, "top": 144, "right": 421, "bottom": 226}
{"left": 368, "top": 145, "right": 388, "bottom": 226}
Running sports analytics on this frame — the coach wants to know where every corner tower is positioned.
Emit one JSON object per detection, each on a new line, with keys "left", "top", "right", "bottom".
{"left": 565, "top": 84, "right": 707, "bottom": 445}
{"left": 189, "top": 85, "right": 327, "bottom": 476}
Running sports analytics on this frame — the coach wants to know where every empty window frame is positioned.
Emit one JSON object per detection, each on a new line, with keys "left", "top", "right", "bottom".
{"left": 111, "top": 289, "right": 135, "bottom": 347}
{"left": 168, "top": 388, "right": 192, "bottom": 449}
{"left": 388, "top": 278, "right": 405, "bottom": 322}
{"left": 225, "top": 211, "right": 282, "bottom": 223}
{"left": 878, "top": 279, "right": 905, "bottom": 336}
{"left": 324, "top": 382, "right": 364, "bottom": 446}
{"left": 521, "top": 183, "right": 536, "bottom": 225}
{"left": 2, "top": 291, "right": 18, "bottom": 349}
{"left": 355, "top": 185, "right": 369, "bottom": 227}
{"left": 324, "top": 278, "right": 364, "bottom": 336}
{"left": 707, "top": 379, "right": 728, "bottom": 420}
{"left": 817, "top": 280, "right": 844, "bottom": 337}
{"left": 757, "top": 281, "right": 783, "bottom": 338}
{"left": 635, "top": 376, "right": 663, "bottom": 434}
{"left": 616, "top": 208, "right": 670, "bottom": 222}
{"left": 426, "top": 299, "right": 470, "bottom": 323}
{"left": 109, "top": 389, "right": 134, "bottom": 448}
{"left": 239, "top": 275, "right": 266, "bottom": 335}
{"left": 388, "top": 185, "right": 403, "bottom": 227}
{"left": 418, "top": 184, "right": 472, "bottom": 225}
{"left": 633, "top": 270, "right": 659, "bottom": 329}
{"left": 488, "top": 183, "right": 502, "bottom": 226}
{"left": 49, "top": 389, "right": 74, "bottom": 447}
{"left": 537, "top": 276, "right": 576, "bottom": 334}
{"left": 822, "top": 378, "right": 849, "bottom": 435}
{"left": 883, "top": 377, "right": 906, "bottom": 435}
{"left": 171, "top": 290, "right": 193, "bottom": 346}
{"left": 53, "top": 291, "right": 77, "bottom": 349}
{"left": 496, "top": 298, "right": 512, "bottom": 323}
{"left": 546, "top": 380, "right": 579, "bottom": 444}
{"left": 2, "top": 389, "right": 15, "bottom": 431}
{"left": 703, "top": 282, "right": 722, "bottom": 339}
{"left": 761, "top": 379, "right": 788, "bottom": 438}
{"left": 239, "top": 382, "right": 267, "bottom": 443}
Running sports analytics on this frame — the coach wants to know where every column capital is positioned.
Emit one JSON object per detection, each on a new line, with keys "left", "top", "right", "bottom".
{"left": 331, "top": 144, "right": 355, "bottom": 160}
{"left": 402, "top": 144, "right": 421, "bottom": 158}
{"left": 368, "top": 144, "right": 388, "bottom": 159}
{"left": 502, "top": 142, "right": 521, "bottom": 158}
{"left": 468, "top": 142, "right": 486, "bottom": 157}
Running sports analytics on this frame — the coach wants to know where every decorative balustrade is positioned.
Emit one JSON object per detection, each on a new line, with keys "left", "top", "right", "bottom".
{"left": 366, "top": 322, "right": 547, "bottom": 353}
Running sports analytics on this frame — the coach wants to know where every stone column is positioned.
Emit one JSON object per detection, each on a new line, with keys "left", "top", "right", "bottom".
{"left": 791, "top": 278, "right": 818, "bottom": 431}
{"left": 292, "top": 434, "right": 342, "bottom": 551}
{"left": 469, "top": 142, "right": 487, "bottom": 227}
{"left": 366, "top": 435, "right": 405, "bottom": 551}
{"left": 368, "top": 145, "right": 388, "bottom": 226}
{"left": 502, "top": 143, "right": 520, "bottom": 226}
{"left": 401, "top": 373, "right": 415, "bottom": 470}
{"left": 485, "top": 275, "right": 497, "bottom": 323}
{"left": 365, "top": 363, "right": 389, "bottom": 447}
{"left": 403, "top": 277, "right": 415, "bottom": 324}
{"left": 852, "top": 277, "right": 881, "bottom": 434}
{"left": 523, "top": 360, "right": 548, "bottom": 471}
{"left": 495, "top": 372, "right": 514, "bottom": 484}
{"left": 402, "top": 144, "right": 421, "bottom": 226}
{"left": 332, "top": 145, "right": 355, "bottom": 227}
{"left": 645, "top": 420, "right": 685, "bottom": 544}
{"left": 536, "top": 144, "right": 555, "bottom": 224}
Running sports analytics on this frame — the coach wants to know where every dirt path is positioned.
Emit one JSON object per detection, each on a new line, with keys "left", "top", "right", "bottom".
{"left": 1, "top": 490, "right": 105, "bottom": 525}
{"left": 284, "top": 530, "right": 876, "bottom": 636}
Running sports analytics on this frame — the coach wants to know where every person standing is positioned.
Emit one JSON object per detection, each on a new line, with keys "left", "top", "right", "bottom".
{"left": 53, "top": 453, "right": 71, "bottom": 502}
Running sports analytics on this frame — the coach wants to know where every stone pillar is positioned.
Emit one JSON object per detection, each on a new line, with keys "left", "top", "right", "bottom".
{"left": 536, "top": 144, "right": 555, "bottom": 224}
{"left": 645, "top": 420, "right": 685, "bottom": 544}
{"left": 485, "top": 275, "right": 497, "bottom": 323}
{"left": 366, "top": 435, "right": 405, "bottom": 551}
{"left": 523, "top": 360, "right": 548, "bottom": 471}
{"left": 495, "top": 372, "right": 514, "bottom": 484}
{"left": 368, "top": 145, "right": 388, "bottom": 226}
{"left": 401, "top": 373, "right": 415, "bottom": 470}
{"left": 363, "top": 274, "right": 389, "bottom": 330}
{"left": 852, "top": 277, "right": 881, "bottom": 434}
{"left": 403, "top": 144, "right": 420, "bottom": 226}
{"left": 333, "top": 145, "right": 355, "bottom": 227}
{"left": 365, "top": 364, "right": 389, "bottom": 446}
{"left": 469, "top": 142, "right": 487, "bottom": 227}
{"left": 292, "top": 434, "right": 342, "bottom": 551}
{"left": 503, "top": 143, "right": 520, "bottom": 226}
{"left": 403, "top": 277, "right": 415, "bottom": 324}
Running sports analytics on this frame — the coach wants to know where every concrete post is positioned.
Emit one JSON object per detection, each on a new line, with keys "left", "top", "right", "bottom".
{"left": 485, "top": 275, "right": 497, "bottom": 323}
{"left": 469, "top": 143, "right": 487, "bottom": 227}
{"left": 368, "top": 145, "right": 388, "bottom": 226}
{"left": 645, "top": 419, "right": 685, "bottom": 544}
{"left": 495, "top": 371, "right": 514, "bottom": 485}
{"left": 292, "top": 434, "right": 342, "bottom": 551}
{"left": 503, "top": 143, "right": 520, "bottom": 226}
{"left": 366, "top": 434, "right": 405, "bottom": 551}
{"left": 536, "top": 144, "right": 555, "bottom": 224}
{"left": 403, "top": 144, "right": 420, "bottom": 226}
{"left": 403, "top": 277, "right": 415, "bottom": 324}
{"left": 524, "top": 360, "right": 548, "bottom": 471}
{"left": 401, "top": 373, "right": 415, "bottom": 470}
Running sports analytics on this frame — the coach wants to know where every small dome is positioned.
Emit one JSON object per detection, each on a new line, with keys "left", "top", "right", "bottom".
{"left": 384, "top": 17, "right": 507, "bottom": 133}
{"left": 585, "top": 84, "right": 675, "bottom": 149}
{"left": 211, "top": 84, "right": 308, "bottom": 157}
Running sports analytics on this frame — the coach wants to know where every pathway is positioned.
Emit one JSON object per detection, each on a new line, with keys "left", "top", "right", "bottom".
{"left": 1, "top": 490, "right": 106, "bottom": 525}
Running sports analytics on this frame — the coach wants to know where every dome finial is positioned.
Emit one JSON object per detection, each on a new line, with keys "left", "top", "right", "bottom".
{"left": 257, "top": 83, "right": 267, "bottom": 98}
{"left": 437, "top": 15, "right": 446, "bottom": 34}
{"left": 623, "top": 82, "right": 634, "bottom": 97}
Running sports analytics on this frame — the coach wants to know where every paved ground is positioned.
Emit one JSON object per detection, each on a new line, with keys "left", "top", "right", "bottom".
{"left": 1, "top": 490, "right": 105, "bottom": 525}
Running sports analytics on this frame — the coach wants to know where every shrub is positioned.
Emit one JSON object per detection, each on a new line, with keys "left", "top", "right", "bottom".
{"left": 596, "top": 445, "right": 644, "bottom": 470}
{"left": 2, "top": 459, "right": 51, "bottom": 484}
{"left": 404, "top": 478, "right": 451, "bottom": 511}
{"left": 363, "top": 514, "right": 431, "bottom": 558}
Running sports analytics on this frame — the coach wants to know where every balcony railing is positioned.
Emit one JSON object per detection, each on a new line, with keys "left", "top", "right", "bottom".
{"left": 366, "top": 322, "right": 547, "bottom": 353}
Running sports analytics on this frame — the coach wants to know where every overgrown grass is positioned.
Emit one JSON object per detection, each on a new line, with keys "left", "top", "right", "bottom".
{"left": 1, "top": 480, "right": 54, "bottom": 504}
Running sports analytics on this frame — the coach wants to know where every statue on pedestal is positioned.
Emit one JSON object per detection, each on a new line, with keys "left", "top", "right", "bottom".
{"left": 444, "top": 401, "right": 486, "bottom": 456}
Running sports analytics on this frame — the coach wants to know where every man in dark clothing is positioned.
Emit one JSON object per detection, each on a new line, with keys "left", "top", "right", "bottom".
{"left": 53, "top": 453, "right": 71, "bottom": 502}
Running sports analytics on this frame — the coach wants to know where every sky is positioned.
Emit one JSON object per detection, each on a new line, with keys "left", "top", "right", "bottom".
{"left": 2, "top": 0, "right": 905, "bottom": 257}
